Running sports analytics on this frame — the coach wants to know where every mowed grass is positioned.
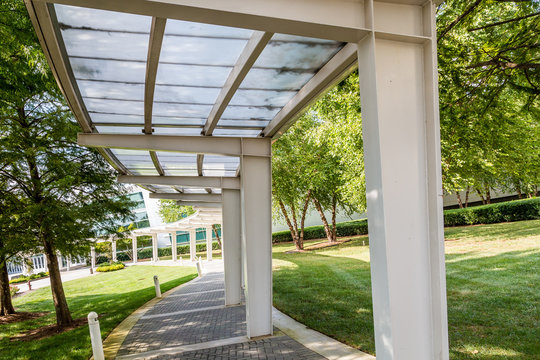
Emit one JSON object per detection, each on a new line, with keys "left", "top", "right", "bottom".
{"left": 272, "top": 220, "right": 540, "bottom": 359}
{"left": 0, "top": 266, "right": 197, "bottom": 360}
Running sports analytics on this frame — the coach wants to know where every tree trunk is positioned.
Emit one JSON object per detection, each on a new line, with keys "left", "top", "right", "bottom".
{"left": 0, "top": 258, "right": 16, "bottom": 316}
{"left": 212, "top": 225, "right": 222, "bottom": 249}
{"left": 515, "top": 181, "right": 523, "bottom": 199}
{"left": 299, "top": 190, "right": 312, "bottom": 247}
{"left": 43, "top": 241, "right": 72, "bottom": 328}
{"left": 331, "top": 194, "right": 337, "bottom": 242}
{"left": 465, "top": 187, "right": 470, "bottom": 208}
{"left": 456, "top": 191, "right": 463, "bottom": 208}
{"left": 485, "top": 185, "right": 491, "bottom": 204}
{"left": 312, "top": 197, "right": 333, "bottom": 242}
{"left": 475, "top": 188, "right": 486, "bottom": 205}
{"left": 279, "top": 200, "right": 300, "bottom": 250}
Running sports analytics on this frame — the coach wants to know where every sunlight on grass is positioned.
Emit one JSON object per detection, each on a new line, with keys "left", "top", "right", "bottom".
{"left": 1, "top": 265, "right": 197, "bottom": 360}
{"left": 273, "top": 220, "right": 540, "bottom": 359}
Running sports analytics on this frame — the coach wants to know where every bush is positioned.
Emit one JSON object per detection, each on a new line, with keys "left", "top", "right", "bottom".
{"left": 272, "top": 219, "right": 369, "bottom": 243}
{"left": 444, "top": 198, "right": 540, "bottom": 226}
{"left": 10, "top": 286, "right": 19, "bottom": 297}
{"left": 95, "top": 262, "right": 125, "bottom": 272}
{"left": 9, "top": 272, "right": 49, "bottom": 284}
{"left": 271, "top": 198, "right": 539, "bottom": 242}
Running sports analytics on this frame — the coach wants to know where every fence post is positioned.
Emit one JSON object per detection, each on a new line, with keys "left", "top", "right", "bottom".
{"left": 88, "top": 312, "right": 104, "bottom": 360}
{"left": 153, "top": 275, "right": 161, "bottom": 298}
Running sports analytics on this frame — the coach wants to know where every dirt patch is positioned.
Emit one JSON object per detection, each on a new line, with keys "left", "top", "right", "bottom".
{"left": 10, "top": 317, "right": 87, "bottom": 342}
{"left": 0, "top": 312, "right": 49, "bottom": 325}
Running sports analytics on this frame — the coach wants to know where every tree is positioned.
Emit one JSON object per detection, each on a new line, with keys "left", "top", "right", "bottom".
{"left": 158, "top": 200, "right": 195, "bottom": 223}
{"left": 0, "top": 0, "right": 133, "bottom": 327}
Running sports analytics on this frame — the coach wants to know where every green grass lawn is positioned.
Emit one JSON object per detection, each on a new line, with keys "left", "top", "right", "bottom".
{"left": 273, "top": 220, "right": 540, "bottom": 360}
{"left": 0, "top": 265, "right": 197, "bottom": 360}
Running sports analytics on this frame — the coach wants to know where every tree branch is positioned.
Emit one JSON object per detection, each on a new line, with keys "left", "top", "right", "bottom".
{"left": 438, "top": 0, "right": 483, "bottom": 42}
{"left": 468, "top": 11, "right": 540, "bottom": 32}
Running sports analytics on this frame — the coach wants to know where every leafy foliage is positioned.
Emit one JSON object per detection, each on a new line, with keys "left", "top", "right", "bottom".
{"left": 158, "top": 200, "right": 195, "bottom": 223}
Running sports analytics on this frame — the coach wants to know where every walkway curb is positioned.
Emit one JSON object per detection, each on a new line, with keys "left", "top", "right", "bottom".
{"left": 99, "top": 275, "right": 200, "bottom": 360}
{"left": 272, "top": 307, "right": 375, "bottom": 360}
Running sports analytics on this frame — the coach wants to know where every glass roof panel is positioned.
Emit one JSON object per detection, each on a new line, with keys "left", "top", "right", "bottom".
{"left": 165, "top": 20, "right": 251, "bottom": 39}
{"left": 153, "top": 103, "right": 213, "bottom": 118}
{"left": 131, "top": 169, "right": 160, "bottom": 176}
{"left": 153, "top": 117, "right": 205, "bottom": 126}
{"left": 154, "top": 85, "right": 219, "bottom": 105}
{"left": 148, "top": 184, "right": 178, "bottom": 193}
{"left": 203, "top": 155, "right": 240, "bottom": 177}
{"left": 229, "top": 89, "right": 296, "bottom": 107}
{"left": 218, "top": 119, "right": 268, "bottom": 128}
{"left": 91, "top": 113, "right": 143, "bottom": 125}
{"left": 156, "top": 64, "right": 231, "bottom": 87}
{"left": 70, "top": 58, "right": 146, "bottom": 83}
{"left": 55, "top": 5, "right": 152, "bottom": 32}
{"left": 85, "top": 99, "right": 143, "bottom": 115}
{"left": 95, "top": 126, "right": 143, "bottom": 134}
{"left": 238, "top": 69, "right": 314, "bottom": 91}
{"left": 78, "top": 81, "right": 144, "bottom": 101}
{"left": 220, "top": 106, "right": 280, "bottom": 121}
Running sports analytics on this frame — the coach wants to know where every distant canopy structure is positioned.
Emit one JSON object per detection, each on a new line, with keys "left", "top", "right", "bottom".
{"left": 26, "top": 0, "right": 449, "bottom": 358}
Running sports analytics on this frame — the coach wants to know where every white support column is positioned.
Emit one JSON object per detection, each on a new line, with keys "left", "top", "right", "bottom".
{"left": 171, "top": 232, "right": 177, "bottom": 261}
{"left": 90, "top": 247, "right": 96, "bottom": 269}
{"left": 152, "top": 233, "right": 158, "bottom": 263}
{"left": 66, "top": 256, "right": 71, "bottom": 271}
{"left": 111, "top": 240, "right": 117, "bottom": 262}
{"left": 222, "top": 189, "right": 242, "bottom": 306}
{"left": 57, "top": 255, "right": 63, "bottom": 270}
{"left": 43, "top": 253, "right": 48, "bottom": 271}
{"left": 240, "top": 139, "right": 272, "bottom": 338}
{"left": 357, "top": 2, "right": 448, "bottom": 359}
{"left": 189, "top": 229, "right": 197, "bottom": 262}
{"left": 132, "top": 237, "right": 138, "bottom": 264}
{"left": 206, "top": 227, "right": 213, "bottom": 261}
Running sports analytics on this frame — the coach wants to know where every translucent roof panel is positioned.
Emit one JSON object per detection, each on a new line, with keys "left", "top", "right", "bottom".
{"left": 110, "top": 149, "right": 158, "bottom": 176}
{"left": 148, "top": 184, "right": 179, "bottom": 194}
{"left": 202, "top": 156, "right": 240, "bottom": 177}
{"left": 155, "top": 153, "right": 198, "bottom": 176}
{"left": 55, "top": 4, "right": 151, "bottom": 126}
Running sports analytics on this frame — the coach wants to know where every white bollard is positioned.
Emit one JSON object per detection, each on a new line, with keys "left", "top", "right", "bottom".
{"left": 88, "top": 312, "right": 104, "bottom": 360}
{"left": 153, "top": 275, "right": 161, "bottom": 298}
{"left": 196, "top": 258, "right": 202, "bottom": 277}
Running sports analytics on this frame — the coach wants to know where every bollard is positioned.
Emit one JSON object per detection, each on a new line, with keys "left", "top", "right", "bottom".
{"left": 153, "top": 275, "right": 161, "bottom": 298}
{"left": 196, "top": 258, "right": 202, "bottom": 277}
{"left": 27, "top": 280, "right": 31, "bottom": 291}
{"left": 88, "top": 312, "right": 104, "bottom": 360}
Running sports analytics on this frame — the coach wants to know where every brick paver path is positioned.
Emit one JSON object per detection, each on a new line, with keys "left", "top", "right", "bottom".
{"left": 117, "top": 270, "right": 325, "bottom": 359}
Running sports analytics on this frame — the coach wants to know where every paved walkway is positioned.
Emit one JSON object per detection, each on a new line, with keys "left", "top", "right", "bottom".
{"left": 115, "top": 266, "right": 327, "bottom": 359}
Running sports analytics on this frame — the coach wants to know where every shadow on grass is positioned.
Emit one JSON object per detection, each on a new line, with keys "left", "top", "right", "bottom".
{"left": 0, "top": 274, "right": 197, "bottom": 360}
{"left": 273, "top": 247, "right": 540, "bottom": 360}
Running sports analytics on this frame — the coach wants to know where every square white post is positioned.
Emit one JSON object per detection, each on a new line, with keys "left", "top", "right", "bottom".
{"left": 132, "top": 237, "right": 138, "bottom": 264}
{"left": 240, "top": 138, "right": 272, "bottom": 338}
{"left": 206, "top": 227, "right": 213, "bottom": 261}
{"left": 43, "top": 253, "right": 48, "bottom": 270}
{"left": 357, "top": 1, "right": 448, "bottom": 359}
{"left": 111, "top": 240, "right": 117, "bottom": 262}
{"left": 90, "top": 247, "right": 96, "bottom": 269}
{"left": 222, "top": 189, "right": 242, "bottom": 306}
{"left": 189, "top": 229, "right": 197, "bottom": 262}
{"left": 152, "top": 233, "right": 158, "bottom": 263}
{"left": 171, "top": 232, "right": 177, "bottom": 261}
{"left": 66, "top": 256, "right": 71, "bottom": 271}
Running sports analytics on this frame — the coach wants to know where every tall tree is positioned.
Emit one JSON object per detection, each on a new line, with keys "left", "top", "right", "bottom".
{"left": 158, "top": 200, "right": 195, "bottom": 223}
{"left": 0, "top": 0, "right": 133, "bottom": 327}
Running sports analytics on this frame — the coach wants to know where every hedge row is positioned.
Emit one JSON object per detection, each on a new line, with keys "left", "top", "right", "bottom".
{"left": 271, "top": 198, "right": 539, "bottom": 243}
{"left": 443, "top": 197, "right": 539, "bottom": 226}
{"left": 96, "top": 262, "right": 125, "bottom": 272}
{"left": 9, "top": 272, "right": 49, "bottom": 284}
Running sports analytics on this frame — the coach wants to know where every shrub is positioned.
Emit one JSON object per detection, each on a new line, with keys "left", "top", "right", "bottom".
{"left": 9, "top": 272, "right": 49, "bottom": 284}
{"left": 10, "top": 286, "right": 19, "bottom": 297}
{"left": 444, "top": 198, "right": 540, "bottom": 226}
{"left": 95, "top": 263, "right": 125, "bottom": 272}
{"left": 272, "top": 219, "right": 369, "bottom": 243}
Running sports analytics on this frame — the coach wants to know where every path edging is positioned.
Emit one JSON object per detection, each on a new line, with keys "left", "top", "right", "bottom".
{"left": 272, "top": 307, "right": 375, "bottom": 360}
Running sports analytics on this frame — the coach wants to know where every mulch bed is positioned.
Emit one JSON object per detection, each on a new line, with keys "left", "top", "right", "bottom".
{"left": 9, "top": 317, "right": 88, "bottom": 342}
{"left": 0, "top": 312, "right": 48, "bottom": 325}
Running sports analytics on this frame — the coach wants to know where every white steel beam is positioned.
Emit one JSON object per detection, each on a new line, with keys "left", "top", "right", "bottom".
{"left": 222, "top": 189, "right": 242, "bottom": 306}
{"left": 118, "top": 175, "right": 240, "bottom": 189}
{"left": 176, "top": 201, "right": 222, "bottom": 208}
{"left": 241, "top": 142, "right": 273, "bottom": 338}
{"left": 150, "top": 193, "right": 222, "bottom": 202}
{"left": 262, "top": 43, "right": 357, "bottom": 138}
{"left": 144, "top": 17, "right": 167, "bottom": 135}
{"left": 203, "top": 31, "right": 273, "bottom": 135}
{"left": 357, "top": 1, "right": 448, "bottom": 359}
{"left": 32, "top": 0, "right": 369, "bottom": 43}
{"left": 78, "top": 134, "right": 271, "bottom": 157}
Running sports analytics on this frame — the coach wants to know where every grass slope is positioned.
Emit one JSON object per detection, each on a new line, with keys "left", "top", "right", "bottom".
{"left": 0, "top": 266, "right": 197, "bottom": 360}
{"left": 273, "top": 220, "right": 540, "bottom": 360}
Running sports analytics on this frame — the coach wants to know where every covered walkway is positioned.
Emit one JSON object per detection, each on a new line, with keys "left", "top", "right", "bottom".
{"left": 113, "top": 262, "right": 367, "bottom": 360}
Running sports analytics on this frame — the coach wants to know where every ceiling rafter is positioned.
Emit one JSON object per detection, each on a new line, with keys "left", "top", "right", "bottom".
{"left": 150, "top": 193, "right": 222, "bottom": 202}
{"left": 261, "top": 43, "right": 358, "bottom": 139}
{"left": 203, "top": 31, "right": 273, "bottom": 136}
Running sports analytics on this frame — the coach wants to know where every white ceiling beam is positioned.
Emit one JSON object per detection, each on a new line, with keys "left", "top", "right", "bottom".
{"left": 203, "top": 31, "right": 273, "bottom": 135}
{"left": 32, "top": 0, "right": 369, "bottom": 43}
{"left": 118, "top": 175, "right": 240, "bottom": 189}
{"left": 144, "top": 17, "right": 167, "bottom": 135}
{"left": 177, "top": 201, "right": 222, "bottom": 208}
{"left": 149, "top": 193, "right": 222, "bottom": 202}
{"left": 78, "top": 133, "right": 271, "bottom": 157}
{"left": 261, "top": 43, "right": 358, "bottom": 138}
